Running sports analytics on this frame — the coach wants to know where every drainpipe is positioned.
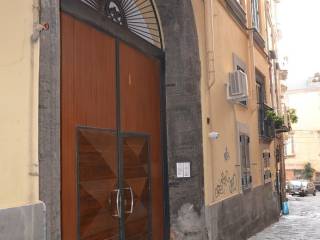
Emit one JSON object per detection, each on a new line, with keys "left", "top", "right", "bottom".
{"left": 204, "top": 0, "right": 215, "bottom": 88}
{"left": 273, "top": 59, "right": 280, "bottom": 113}
{"left": 264, "top": 1, "right": 275, "bottom": 109}
{"left": 204, "top": 0, "right": 216, "bottom": 201}
{"left": 28, "top": 0, "right": 41, "bottom": 202}
{"left": 247, "top": 33, "right": 256, "bottom": 111}
{"left": 246, "top": 1, "right": 260, "bottom": 186}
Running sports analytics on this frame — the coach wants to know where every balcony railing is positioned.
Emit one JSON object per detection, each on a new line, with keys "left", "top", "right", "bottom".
{"left": 258, "top": 104, "right": 275, "bottom": 141}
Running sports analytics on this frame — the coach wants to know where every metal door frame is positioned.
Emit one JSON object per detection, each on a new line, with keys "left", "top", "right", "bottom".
{"left": 76, "top": 126, "right": 153, "bottom": 239}
{"left": 118, "top": 131, "right": 153, "bottom": 240}
{"left": 61, "top": 0, "right": 164, "bottom": 59}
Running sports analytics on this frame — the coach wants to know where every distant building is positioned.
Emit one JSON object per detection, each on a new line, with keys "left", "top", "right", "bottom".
{"left": 285, "top": 82, "right": 320, "bottom": 181}
{"left": 199, "top": 0, "right": 288, "bottom": 238}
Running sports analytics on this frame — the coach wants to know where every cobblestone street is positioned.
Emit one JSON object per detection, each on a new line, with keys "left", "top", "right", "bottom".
{"left": 250, "top": 193, "right": 320, "bottom": 240}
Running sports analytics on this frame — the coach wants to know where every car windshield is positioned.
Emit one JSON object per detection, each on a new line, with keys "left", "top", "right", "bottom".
{"left": 289, "top": 181, "right": 307, "bottom": 187}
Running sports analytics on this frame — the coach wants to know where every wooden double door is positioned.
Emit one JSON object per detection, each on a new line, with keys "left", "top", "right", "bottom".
{"left": 61, "top": 13, "right": 164, "bottom": 240}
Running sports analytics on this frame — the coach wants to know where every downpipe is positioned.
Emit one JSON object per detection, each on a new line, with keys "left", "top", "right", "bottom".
{"left": 204, "top": 0, "right": 216, "bottom": 202}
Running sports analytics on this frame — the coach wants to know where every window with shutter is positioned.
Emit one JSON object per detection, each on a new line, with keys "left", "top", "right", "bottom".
{"left": 263, "top": 151, "right": 272, "bottom": 184}
{"left": 256, "top": 72, "right": 275, "bottom": 140}
{"left": 286, "top": 135, "right": 295, "bottom": 157}
{"left": 252, "top": 0, "right": 260, "bottom": 31}
{"left": 237, "top": 66, "right": 248, "bottom": 106}
{"left": 240, "top": 134, "right": 251, "bottom": 190}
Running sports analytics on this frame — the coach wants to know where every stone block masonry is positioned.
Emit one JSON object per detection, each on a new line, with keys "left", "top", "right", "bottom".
{"left": 0, "top": 202, "right": 46, "bottom": 240}
{"left": 206, "top": 184, "right": 280, "bottom": 240}
{"left": 155, "top": 0, "right": 206, "bottom": 238}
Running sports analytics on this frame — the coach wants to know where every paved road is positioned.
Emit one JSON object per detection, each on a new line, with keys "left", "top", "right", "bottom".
{"left": 249, "top": 193, "right": 320, "bottom": 240}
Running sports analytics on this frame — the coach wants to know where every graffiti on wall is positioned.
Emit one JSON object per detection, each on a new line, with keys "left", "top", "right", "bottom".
{"left": 215, "top": 170, "right": 237, "bottom": 198}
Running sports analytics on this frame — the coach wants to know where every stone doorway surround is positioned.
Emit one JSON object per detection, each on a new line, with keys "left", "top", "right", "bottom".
{"left": 39, "top": 0, "right": 206, "bottom": 239}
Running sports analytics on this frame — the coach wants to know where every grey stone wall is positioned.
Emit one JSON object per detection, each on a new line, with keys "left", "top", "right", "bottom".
{"left": 0, "top": 202, "right": 46, "bottom": 240}
{"left": 39, "top": 1, "right": 61, "bottom": 240}
{"left": 206, "top": 184, "right": 280, "bottom": 240}
{"left": 155, "top": 1, "right": 206, "bottom": 239}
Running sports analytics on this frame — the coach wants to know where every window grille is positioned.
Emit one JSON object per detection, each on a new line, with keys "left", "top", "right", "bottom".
{"left": 240, "top": 134, "right": 252, "bottom": 190}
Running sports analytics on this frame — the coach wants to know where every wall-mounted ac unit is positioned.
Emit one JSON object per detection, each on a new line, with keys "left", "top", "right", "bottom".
{"left": 227, "top": 70, "right": 249, "bottom": 102}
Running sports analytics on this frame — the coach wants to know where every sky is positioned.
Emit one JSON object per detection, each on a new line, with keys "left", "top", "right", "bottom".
{"left": 277, "top": 0, "right": 320, "bottom": 90}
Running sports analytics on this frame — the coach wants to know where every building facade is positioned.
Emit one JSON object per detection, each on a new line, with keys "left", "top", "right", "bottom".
{"left": 198, "top": 0, "right": 287, "bottom": 239}
{"left": 0, "top": 0, "right": 287, "bottom": 240}
{"left": 285, "top": 81, "right": 320, "bottom": 181}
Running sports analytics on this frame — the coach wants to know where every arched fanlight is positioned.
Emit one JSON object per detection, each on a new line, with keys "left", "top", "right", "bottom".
{"left": 81, "top": 0, "right": 163, "bottom": 49}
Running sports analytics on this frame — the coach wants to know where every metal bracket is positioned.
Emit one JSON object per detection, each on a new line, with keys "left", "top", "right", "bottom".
{"left": 31, "top": 23, "right": 49, "bottom": 42}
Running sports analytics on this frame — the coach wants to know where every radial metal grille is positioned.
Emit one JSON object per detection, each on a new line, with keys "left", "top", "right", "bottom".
{"left": 81, "top": 0, "right": 163, "bottom": 49}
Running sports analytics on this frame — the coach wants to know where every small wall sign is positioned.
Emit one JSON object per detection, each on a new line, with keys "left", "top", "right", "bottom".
{"left": 176, "top": 162, "right": 191, "bottom": 178}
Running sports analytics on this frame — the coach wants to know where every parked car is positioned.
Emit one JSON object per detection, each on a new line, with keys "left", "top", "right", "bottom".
{"left": 287, "top": 180, "right": 316, "bottom": 197}
{"left": 313, "top": 181, "right": 320, "bottom": 191}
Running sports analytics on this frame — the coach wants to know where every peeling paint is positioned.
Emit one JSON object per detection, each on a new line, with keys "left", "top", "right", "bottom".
{"left": 170, "top": 203, "right": 206, "bottom": 240}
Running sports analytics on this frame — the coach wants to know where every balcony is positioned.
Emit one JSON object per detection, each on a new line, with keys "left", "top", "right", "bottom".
{"left": 259, "top": 104, "right": 291, "bottom": 138}
{"left": 275, "top": 113, "right": 291, "bottom": 134}
{"left": 258, "top": 104, "right": 275, "bottom": 142}
{"left": 253, "top": 29, "right": 266, "bottom": 50}
{"left": 225, "top": 0, "right": 247, "bottom": 29}
{"left": 279, "top": 69, "right": 288, "bottom": 80}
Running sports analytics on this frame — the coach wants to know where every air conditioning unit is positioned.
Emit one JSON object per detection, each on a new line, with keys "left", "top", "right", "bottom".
{"left": 227, "top": 70, "right": 249, "bottom": 102}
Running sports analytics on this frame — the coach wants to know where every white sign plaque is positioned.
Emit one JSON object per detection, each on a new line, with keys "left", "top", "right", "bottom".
{"left": 183, "top": 162, "right": 191, "bottom": 177}
{"left": 176, "top": 162, "right": 191, "bottom": 178}
{"left": 176, "top": 163, "right": 184, "bottom": 178}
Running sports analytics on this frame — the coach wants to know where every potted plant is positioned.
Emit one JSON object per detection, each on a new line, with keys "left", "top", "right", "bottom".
{"left": 265, "top": 110, "right": 284, "bottom": 129}
{"left": 287, "top": 108, "right": 298, "bottom": 124}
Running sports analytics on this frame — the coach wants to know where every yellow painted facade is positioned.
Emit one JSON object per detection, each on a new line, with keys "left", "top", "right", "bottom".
{"left": 0, "top": 0, "right": 39, "bottom": 208}
{"left": 0, "top": 0, "right": 283, "bottom": 223}
{"left": 192, "top": 0, "right": 216, "bottom": 204}
{"left": 193, "top": 0, "right": 282, "bottom": 205}
{"left": 285, "top": 87, "right": 320, "bottom": 176}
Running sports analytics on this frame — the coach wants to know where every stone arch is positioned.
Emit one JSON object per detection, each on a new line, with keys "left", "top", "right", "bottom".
{"left": 39, "top": 0, "right": 205, "bottom": 239}
{"left": 154, "top": 0, "right": 206, "bottom": 238}
{"left": 81, "top": 0, "right": 164, "bottom": 49}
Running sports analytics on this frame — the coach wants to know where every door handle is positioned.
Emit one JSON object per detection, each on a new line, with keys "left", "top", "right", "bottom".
{"left": 111, "top": 189, "right": 121, "bottom": 218}
{"left": 123, "top": 187, "right": 134, "bottom": 214}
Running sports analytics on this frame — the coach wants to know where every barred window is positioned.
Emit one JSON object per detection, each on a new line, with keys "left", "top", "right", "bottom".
{"left": 240, "top": 134, "right": 252, "bottom": 190}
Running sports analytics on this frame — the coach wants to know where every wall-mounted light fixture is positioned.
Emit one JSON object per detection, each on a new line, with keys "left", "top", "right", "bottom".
{"left": 209, "top": 131, "right": 220, "bottom": 140}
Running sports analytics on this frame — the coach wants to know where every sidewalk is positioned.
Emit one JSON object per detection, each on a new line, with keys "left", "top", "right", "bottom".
{"left": 249, "top": 194, "right": 320, "bottom": 240}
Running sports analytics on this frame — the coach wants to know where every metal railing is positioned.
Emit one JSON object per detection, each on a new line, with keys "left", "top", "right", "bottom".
{"left": 258, "top": 103, "right": 275, "bottom": 141}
